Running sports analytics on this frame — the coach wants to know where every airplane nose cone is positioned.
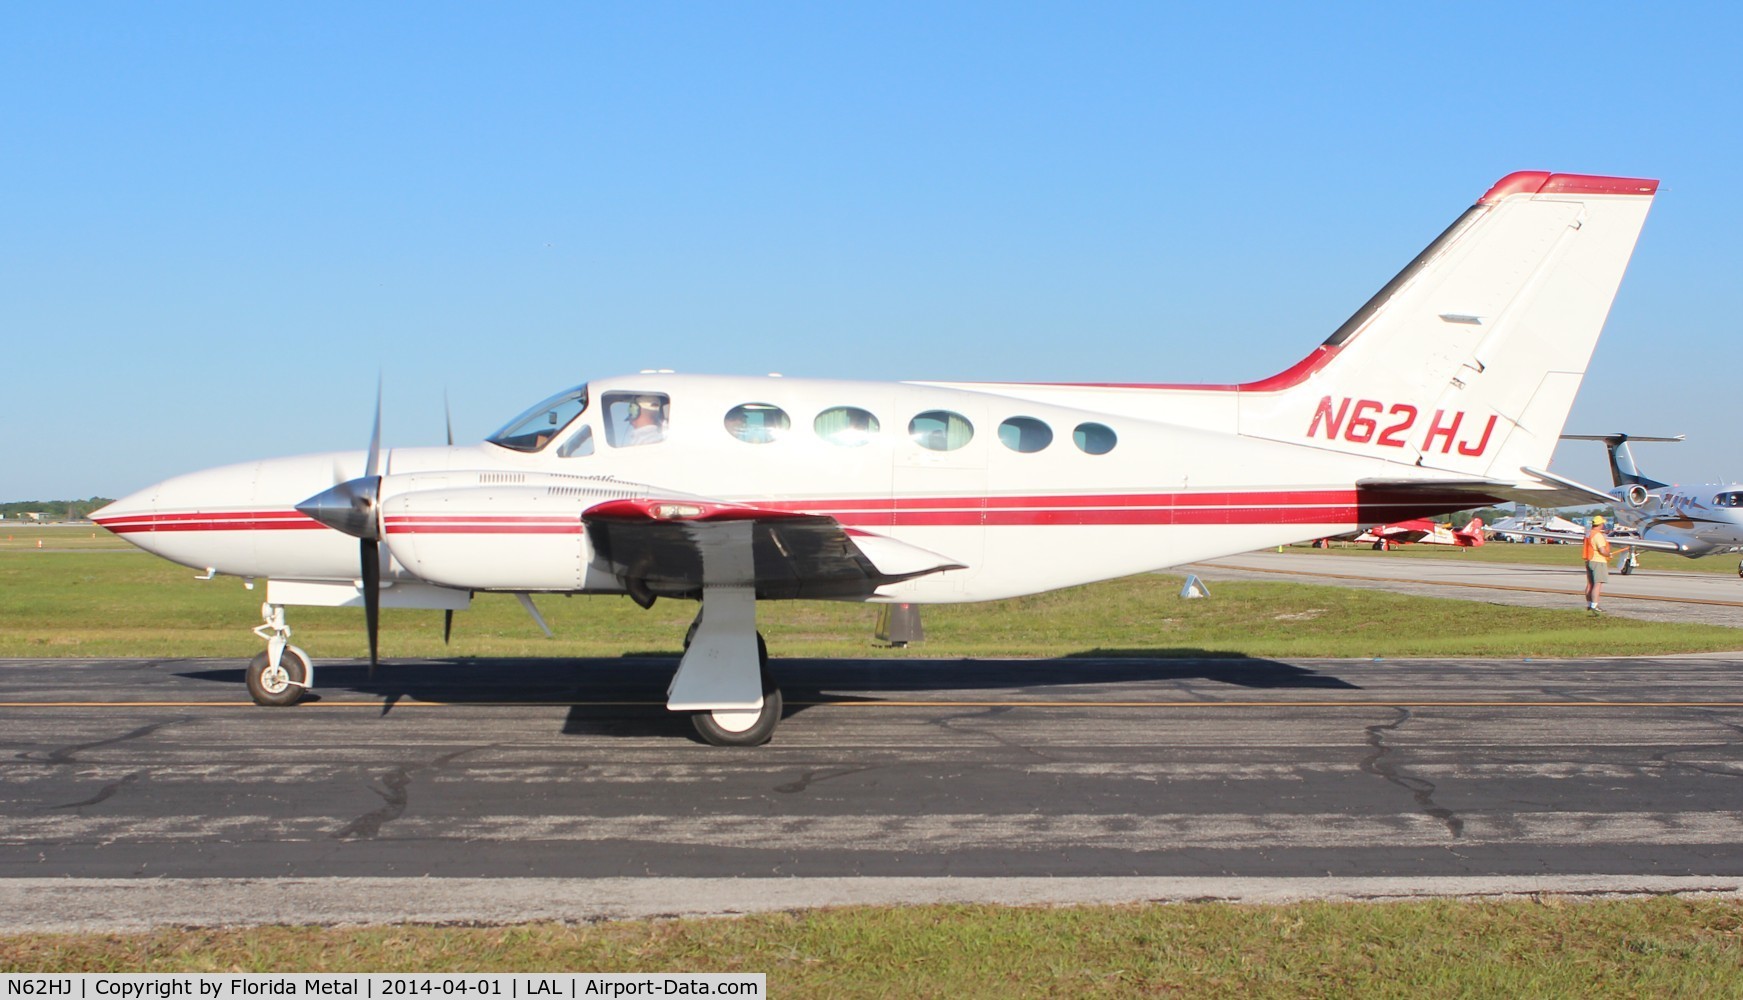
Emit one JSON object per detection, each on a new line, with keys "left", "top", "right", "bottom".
{"left": 296, "top": 477, "right": 381, "bottom": 540}
{"left": 89, "top": 485, "right": 161, "bottom": 537}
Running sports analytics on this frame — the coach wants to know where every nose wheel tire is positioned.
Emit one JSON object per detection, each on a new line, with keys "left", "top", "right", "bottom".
{"left": 691, "top": 634, "right": 779, "bottom": 746}
{"left": 247, "top": 647, "right": 310, "bottom": 707}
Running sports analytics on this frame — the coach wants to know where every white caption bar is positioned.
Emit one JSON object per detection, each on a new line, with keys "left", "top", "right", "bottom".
{"left": 0, "top": 976, "right": 764, "bottom": 1000}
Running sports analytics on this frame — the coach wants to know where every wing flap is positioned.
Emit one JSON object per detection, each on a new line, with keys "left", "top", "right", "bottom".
{"left": 583, "top": 498, "right": 964, "bottom": 600}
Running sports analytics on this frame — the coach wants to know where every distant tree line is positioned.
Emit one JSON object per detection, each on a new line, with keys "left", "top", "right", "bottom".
{"left": 0, "top": 498, "right": 116, "bottom": 521}
{"left": 1447, "top": 507, "right": 1511, "bottom": 529}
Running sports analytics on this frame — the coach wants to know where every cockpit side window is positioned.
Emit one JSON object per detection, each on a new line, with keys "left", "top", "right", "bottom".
{"left": 487, "top": 385, "right": 588, "bottom": 453}
{"left": 557, "top": 425, "right": 594, "bottom": 458}
{"left": 604, "top": 392, "right": 671, "bottom": 448}
{"left": 1716, "top": 492, "right": 1743, "bottom": 507}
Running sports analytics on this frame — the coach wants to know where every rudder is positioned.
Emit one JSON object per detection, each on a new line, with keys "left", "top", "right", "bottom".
{"left": 1237, "top": 172, "right": 1657, "bottom": 485}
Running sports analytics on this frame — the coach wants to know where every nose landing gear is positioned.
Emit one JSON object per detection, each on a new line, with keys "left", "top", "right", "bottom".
{"left": 248, "top": 602, "right": 313, "bottom": 706}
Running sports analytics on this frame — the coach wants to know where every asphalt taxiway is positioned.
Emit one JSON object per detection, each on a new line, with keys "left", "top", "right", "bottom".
{"left": 1190, "top": 550, "right": 1743, "bottom": 626}
{"left": 5, "top": 648, "right": 1743, "bottom": 929}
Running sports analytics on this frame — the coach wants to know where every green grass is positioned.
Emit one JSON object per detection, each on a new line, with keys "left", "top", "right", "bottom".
{"left": 6, "top": 898, "right": 1743, "bottom": 996}
{"left": 8, "top": 542, "right": 1743, "bottom": 986}
{"left": 1287, "top": 538, "right": 1743, "bottom": 574}
{"left": 0, "top": 524, "right": 126, "bottom": 552}
{"left": 4, "top": 548, "right": 1741, "bottom": 660}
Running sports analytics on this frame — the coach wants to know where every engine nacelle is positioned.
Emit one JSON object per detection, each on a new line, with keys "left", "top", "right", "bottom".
{"left": 1625, "top": 484, "right": 1650, "bottom": 508}
{"left": 380, "top": 477, "right": 644, "bottom": 591}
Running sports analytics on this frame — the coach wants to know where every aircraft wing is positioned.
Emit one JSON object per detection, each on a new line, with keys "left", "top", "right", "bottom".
{"left": 582, "top": 497, "right": 966, "bottom": 600}
{"left": 1505, "top": 527, "right": 1686, "bottom": 552}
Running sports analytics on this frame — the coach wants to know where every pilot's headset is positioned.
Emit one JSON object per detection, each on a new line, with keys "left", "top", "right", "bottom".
{"left": 627, "top": 397, "right": 662, "bottom": 421}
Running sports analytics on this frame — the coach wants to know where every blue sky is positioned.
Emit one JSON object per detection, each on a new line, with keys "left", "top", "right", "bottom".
{"left": 3, "top": 3, "right": 1738, "bottom": 500}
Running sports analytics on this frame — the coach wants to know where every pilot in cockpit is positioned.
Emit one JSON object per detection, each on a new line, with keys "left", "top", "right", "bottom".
{"left": 625, "top": 395, "right": 668, "bottom": 445}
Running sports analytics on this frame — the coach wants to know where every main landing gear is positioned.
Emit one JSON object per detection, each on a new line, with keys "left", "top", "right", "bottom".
{"left": 671, "top": 581, "right": 784, "bottom": 747}
{"left": 686, "top": 631, "right": 781, "bottom": 746}
{"left": 247, "top": 602, "right": 312, "bottom": 706}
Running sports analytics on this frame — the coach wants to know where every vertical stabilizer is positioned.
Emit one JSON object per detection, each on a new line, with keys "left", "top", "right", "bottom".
{"left": 1560, "top": 433, "right": 1680, "bottom": 488}
{"left": 1237, "top": 172, "right": 1657, "bottom": 484}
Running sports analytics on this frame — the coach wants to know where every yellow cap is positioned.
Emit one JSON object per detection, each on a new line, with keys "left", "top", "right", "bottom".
{"left": 1592, "top": 516, "right": 1605, "bottom": 526}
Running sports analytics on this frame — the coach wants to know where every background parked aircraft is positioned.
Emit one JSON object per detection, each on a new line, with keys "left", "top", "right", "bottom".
{"left": 1354, "top": 518, "right": 1486, "bottom": 550}
{"left": 1523, "top": 434, "right": 1743, "bottom": 575}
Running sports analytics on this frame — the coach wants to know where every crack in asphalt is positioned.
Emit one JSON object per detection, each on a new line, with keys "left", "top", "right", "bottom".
{"left": 1360, "top": 708, "right": 1465, "bottom": 839}
{"left": 17, "top": 718, "right": 188, "bottom": 765}
{"left": 924, "top": 706, "right": 1054, "bottom": 761}
{"left": 50, "top": 771, "right": 142, "bottom": 810}
{"left": 1648, "top": 711, "right": 1743, "bottom": 780}
{"left": 332, "top": 746, "right": 487, "bottom": 841}
{"left": 774, "top": 767, "right": 875, "bottom": 794}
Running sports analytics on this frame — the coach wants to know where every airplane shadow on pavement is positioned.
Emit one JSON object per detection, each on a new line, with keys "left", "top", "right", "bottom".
{"left": 177, "top": 653, "right": 1360, "bottom": 742}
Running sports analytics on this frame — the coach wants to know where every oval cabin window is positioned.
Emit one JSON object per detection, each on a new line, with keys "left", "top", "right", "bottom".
{"left": 998, "top": 416, "right": 1052, "bottom": 453}
{"left": 815, "top": 406, "right": 880, "bottom": 447}
{"left": 724, "top": 403, "right": 790, "bottom": 444}
{"left": 909, "top": 410, "right": 974, "bottom": 452}
{"left": 1073, "top": 422, "right": 1117, "bottom": 455}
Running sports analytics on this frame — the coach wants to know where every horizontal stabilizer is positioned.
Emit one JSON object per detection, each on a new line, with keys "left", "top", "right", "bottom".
{"left": 1518, "top": 466, "right": 1623, "bottom": 507}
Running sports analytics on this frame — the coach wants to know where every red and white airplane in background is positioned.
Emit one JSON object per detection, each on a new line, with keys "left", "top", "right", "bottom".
{"left": 1355, "top": 517, "right": 1487, "bottom": 550}
{"left": 93, "top": 171, "right": 1658, "bottom": 745}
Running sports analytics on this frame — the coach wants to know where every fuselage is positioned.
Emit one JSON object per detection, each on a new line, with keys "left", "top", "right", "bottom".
{"left": 1608, "top": 482, "right": 1743, "bottom": 558}
{"left": 91, "top": 172, "right": 1662, "bottom": 607}
{"left": 93, "top": 372, "right": 1475, "bottom": 604}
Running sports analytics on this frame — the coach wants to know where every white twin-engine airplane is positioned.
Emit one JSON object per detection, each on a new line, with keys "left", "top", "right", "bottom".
{"left": 1523, "top": 434, "right": 1743, "bottom": 575}
{"left": 93, "top": 170, "right": 1658, "bottom": 745}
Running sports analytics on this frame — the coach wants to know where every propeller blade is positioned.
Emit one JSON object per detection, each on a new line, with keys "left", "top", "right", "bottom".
{"left": 365, "top": 376, "right": 383, "bottom": 480}
{"left": 361, "top": 538, "right": 381, "bottom": 674}
{"left": 444, "top": 388, "right": 454, "bottom": 447}
{"left": 443, "top": 609, "right": 453, "bottom": 645}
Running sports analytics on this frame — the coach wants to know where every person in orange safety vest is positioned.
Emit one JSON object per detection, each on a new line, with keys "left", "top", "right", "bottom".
{"left": 1583, "top": 516, "right": 1612, "bottom": 614}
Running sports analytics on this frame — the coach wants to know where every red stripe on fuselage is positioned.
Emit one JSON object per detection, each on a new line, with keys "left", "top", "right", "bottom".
{"left": 96, "top": 510, "right": 325, "bottom": 533}
{"left": 757, "top": 488, "right": 1366, "bottom": 513}
{"left": 98, "top": 489, "right": 1490, "bottom": 535}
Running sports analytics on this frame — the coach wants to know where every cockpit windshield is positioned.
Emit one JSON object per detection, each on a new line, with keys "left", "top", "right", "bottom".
{"left": 486, "top": 384, "right": 588, "bottom": 453}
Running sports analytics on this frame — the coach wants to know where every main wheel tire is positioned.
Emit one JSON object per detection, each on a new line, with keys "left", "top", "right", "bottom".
{"left": 691, "top": 634, "right": 778, "bottom": 746}
{"left": 246, "top": 647, "right": 309, "bottom": 707}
